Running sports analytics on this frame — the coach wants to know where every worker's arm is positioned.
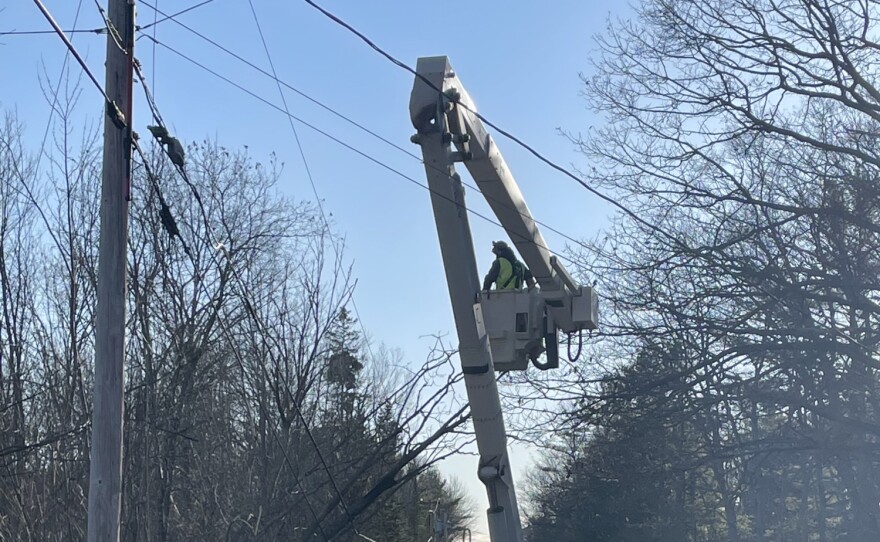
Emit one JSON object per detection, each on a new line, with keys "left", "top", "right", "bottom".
{"left": 483, "top": 260, "right": 500, "bottom": 291}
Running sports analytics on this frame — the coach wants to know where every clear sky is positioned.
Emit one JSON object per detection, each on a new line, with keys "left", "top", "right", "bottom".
{"left": 1, "top": 1, "right": 630, "bottom": 539}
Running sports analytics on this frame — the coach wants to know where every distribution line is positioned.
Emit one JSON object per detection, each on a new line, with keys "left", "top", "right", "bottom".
{"left": 137, "top": 0, "right": 416, "bottom": 159}
{"left": 137, "top": 0, "right": 216, "bottom": 32}
{"left": 140, "top": 33, "right": 587, "bottom": 270}
{"left": 5, "top": 0, "right": 217, "bottom": 37}
{"left": 246, "top": 0, "right": 322, "bottom": 221}
{"left": 23, "top": 0, "right": 90, "bottom": 286}
{"left": 133, "top": 60, "right": 166, "bottom": 127}
{"left": 301, "top": 0, "right": 683, "bottom": 247}
{"left": 0, "top": 28, "right": 104, "bottom": 36}
{"left": 246, "top": 4, "right": 378, "bottom": 536}
{"left": 245, "top": 0, "right": 377, "bottom": 372}
{"left": 149, "top": 0, "right": 158, "bottom": 85}
{"left": 134, "top": 0, "right": 593, "bottom": 255}
{"left": 92, "top": 0, "right": 127, "bottom": 56}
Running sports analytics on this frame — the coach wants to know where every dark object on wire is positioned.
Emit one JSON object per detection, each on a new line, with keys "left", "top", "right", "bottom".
{"left": 147, "top": 124, "right": 185, "bottom": 169}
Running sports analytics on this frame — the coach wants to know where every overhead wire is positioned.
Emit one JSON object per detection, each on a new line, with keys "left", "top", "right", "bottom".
{"left": 131, "top": 139, "right": 192, "bottom": 256}
{"left": 246, "top": 5, "right": 378, "bottom": 537}
{"left": 5, "top": 0, "right": 217, "bottom": 37}
{"left": 136, "top": 0, "right": 217, "bottom": 33}
{"left": 133, "top": 12, "right": 608, "bottom": 381}
{"left": 130, "top": 45, "right": 215, "bottom": 248}
{"left": 135, "top": 0, "right": 594, "bottom": 255}
{"left": 213, "top": 242, "right": 379, "bottom": 542}
{"left": 124, "top": 3, "right": 597, "bottom": 384}
{"left": 31, "top": 0, "right": 126, "bottom": 126}
{"left": 301, "top": 0, "right": 683, "bottom": 247}
{"left": 139, "top": 33, "right": 586, "bottom": 270}
{"left": 246, "top": 0, "right": 326, "bottom": 230}
{"left": 12, "top": 0, "right": 91, "bottom": 284}
{"left": 137, "top": 0, "right": 590, "bottom": 257}
{"left": 0, "top": 28, "right": 104, "bottom": 36}
{"left": 150, "top": 0, "right": 158, "bottom": 85}
{"left": 136, "top": 15, "right": 880, "bottom": 370}
{"left": 92, "top": 0, "right": 124, "bottom": 51}
{"left": 132, "top": 14, "right": 604, "bottom": 376}
{"left": 244, "top": 0, "right": 377, "bottom": 373}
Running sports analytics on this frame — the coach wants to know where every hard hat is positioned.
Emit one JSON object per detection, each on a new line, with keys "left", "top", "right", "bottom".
{"left": 492, "top": 240, "right": 509, "bottom": 251}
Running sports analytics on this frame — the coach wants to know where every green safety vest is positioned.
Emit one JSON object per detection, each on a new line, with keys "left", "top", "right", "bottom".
{"left": 497, "top": 258, "right": 523, "bottom": 289}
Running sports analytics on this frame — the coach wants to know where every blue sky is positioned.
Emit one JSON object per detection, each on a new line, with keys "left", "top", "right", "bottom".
{"left": 2, "top": 1, "right": 630, "bottom": 538}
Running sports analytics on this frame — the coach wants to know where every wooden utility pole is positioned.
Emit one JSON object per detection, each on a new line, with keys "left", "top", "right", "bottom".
{"left": 87, "top": 0, "right": 135, "bottom": 540}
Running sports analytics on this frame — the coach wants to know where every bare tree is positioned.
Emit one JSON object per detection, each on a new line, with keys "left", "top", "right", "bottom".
{"left": 525, "top": 1, "right": 880, "bottom": 539}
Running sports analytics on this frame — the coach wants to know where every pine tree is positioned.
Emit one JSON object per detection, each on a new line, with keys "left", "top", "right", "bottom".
{"left": 325, "top": 307, "right": 364, "bottom": 420}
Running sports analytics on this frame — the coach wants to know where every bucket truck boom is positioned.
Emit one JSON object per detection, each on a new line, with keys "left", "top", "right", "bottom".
{"left": 409, "top": 56, "right": 598, "bottom": 542}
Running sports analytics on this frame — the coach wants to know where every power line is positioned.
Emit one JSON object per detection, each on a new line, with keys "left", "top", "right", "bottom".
{"left": 131, "top": 139, "right": 193, "bottom": 256}
{"left": 133, "top": 59, "right": 166, "bottom": 126}
{"left": 246, "top": 0, "right": 366, "bottom": 536}
{"left": 0, "top": 28, "right": 104, "bottom": 36}
{"left": 92, "top": 0, "right": 125, "bottom": 52}
{"left": 245, "top": 0, "right": 377, "bottom": 370}
{"left": 4, "top": 0, "right": 217, "bottom": 37}
{"left": 301, "top": 0, "right": 683, "bottom": 246}
{"left": 32, "top": 0, "right": 126, "bottom": 127}
{"left": 246, "top": 4, "right": 377, "bottom": 536}
{"left": 131, "top": 4, "right": 593, "bottom": 255}
{"left": 214, "top": 240, "right": 378, "bottom": 542}
{"left": 140, "top": 34, "right": 587, "bottom": 270}
{"left": 138, "top": 35, "right": 577, "bottom": 265}
{"left": 137, "top": 0, "right": 217, "bottom": 32}
{"left": 247, "top": 0, "right": 324, "bottom": 229}
{"left": 149, "top": 0, "right": 159, "bottom": 87}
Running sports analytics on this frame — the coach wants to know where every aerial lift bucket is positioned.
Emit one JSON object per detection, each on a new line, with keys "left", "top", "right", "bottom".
{"left": 474, "top": 289, "right": 555, "bottom": 371}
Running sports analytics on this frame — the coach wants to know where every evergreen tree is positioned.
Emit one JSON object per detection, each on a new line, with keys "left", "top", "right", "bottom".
{"left": 326, "top": 307, "right": 364, "bottom": 421}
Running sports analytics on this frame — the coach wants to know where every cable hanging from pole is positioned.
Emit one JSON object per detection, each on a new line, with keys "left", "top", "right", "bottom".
{"left": 131, "top": 138, "right": 194, "bottom": 257}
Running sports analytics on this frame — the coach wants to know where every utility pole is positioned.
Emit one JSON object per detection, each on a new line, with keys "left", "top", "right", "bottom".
{"left": 87, "top": 0, "right": 135, "bottom": 540}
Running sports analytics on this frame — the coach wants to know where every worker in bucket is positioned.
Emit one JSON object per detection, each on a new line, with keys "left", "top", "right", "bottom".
{"left": 482, "top": 240, "right": 536, "bottom": 291}
{"left": 482, "top": 241, "right": 544, "bottom": 361}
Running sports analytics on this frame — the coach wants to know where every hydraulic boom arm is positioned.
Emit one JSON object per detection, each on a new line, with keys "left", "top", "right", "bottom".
{"left": 409, "top": 56, "right": 597, "bottom": 542}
